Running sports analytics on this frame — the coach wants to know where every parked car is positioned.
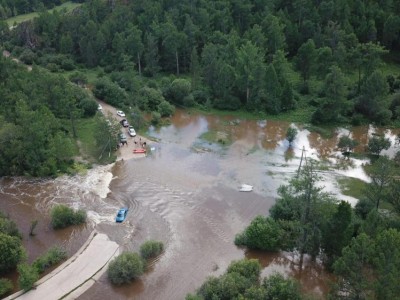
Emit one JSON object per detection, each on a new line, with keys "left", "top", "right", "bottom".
{"left": 128, "top": 126, "right": 136, "bottom": 137}
{"left": 115, "top": 208, "right": 128, "bottom": 222}
{"left": 98, "top": 104, "right": 103, "bottom": 110}
{"left": 117, "top": 110, "right": 125, "bottom": 117}
{"left": 120, "top": 119, "right": 129, "bottom": 127}
{"left": 119, "top": 133, "right": 127, "bottom": 144}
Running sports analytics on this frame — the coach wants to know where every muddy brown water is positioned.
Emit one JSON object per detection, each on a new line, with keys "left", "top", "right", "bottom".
{"left": 1, "top": 110, "right": 399, "bottom": 299}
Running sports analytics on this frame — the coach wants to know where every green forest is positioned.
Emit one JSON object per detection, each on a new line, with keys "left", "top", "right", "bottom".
{"left": 0, "top": 0, "right": 400, "bottom": 176}
{"left": 1, "top": 0, "right": 400, "bottom": 298}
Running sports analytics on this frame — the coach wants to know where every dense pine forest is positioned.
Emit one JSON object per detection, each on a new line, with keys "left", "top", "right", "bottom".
{"left": 1, "top": 0, "right": 400, "bottom": 125}
{"left": 1, "top": 1, "right": 400, "bottom": 299}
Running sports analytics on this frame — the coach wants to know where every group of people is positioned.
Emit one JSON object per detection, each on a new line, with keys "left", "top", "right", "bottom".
{"left": 133, "top": 137, "right": 147, "bottom": 148}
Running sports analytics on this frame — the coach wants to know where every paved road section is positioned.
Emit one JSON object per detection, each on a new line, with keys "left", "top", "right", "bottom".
{"left": 6, "top": 232, "right": 119, "bottom": 300}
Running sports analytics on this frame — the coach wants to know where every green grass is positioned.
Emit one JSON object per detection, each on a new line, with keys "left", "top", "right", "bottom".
{"left": 75, "top": 117, "right": 116, "bottom": 164}
{"left": 6, "top": 2, "right": 82, "bottom": 27}
{"left": 337, "top": 177, "right": 367, "bottom": 200}
{"left": 304, "top": 124, "right": 336, "bottom": 138}
{"left": 199, "top": 130, "right": 231, "bottom": 146}
{"left": 61, "top": 67, "right": 104, "bottom": 85}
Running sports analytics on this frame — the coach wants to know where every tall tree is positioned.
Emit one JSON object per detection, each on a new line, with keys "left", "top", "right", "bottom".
{"left": 322, "top": 201, "right": 353, "bottom": 267}
{"left": 349, "top": 42, "right": 388, "bottom": 93}
{"left": 295, "top": 39, "right": 316, "bottom": 83}
{"left": 364, "top": 156, "right": 394, "bottom": 209}
{"left": 263, "top": 14, "right": 286, "bottom": 57}
{"left": 318, "top": 66, "right": 349, "bottom": 122}
{"left": 373, "top": 229, "right": 400, "bottom": 299}
{"left": 190, "top": 48, "right": 201, "bottom": 90}
{"left": 126, "top": 26, "right": 144, "bottom": 76}
{"left": 357, "top": 70, "right": 391, "bottom": 123}
{"left": 264, "top": 64, "right": 282, "bottom": 114}
{"left": 161, "top": 17, "right": 186, "bottom": 75}
{"left": 234, "top": 41, "right": 266, "bottom": 109}
{"left": 144, "top": 32, "right": 160, "bottom": 77}
{"left": 333, "top": 233, "right": 375, "bottom": 300}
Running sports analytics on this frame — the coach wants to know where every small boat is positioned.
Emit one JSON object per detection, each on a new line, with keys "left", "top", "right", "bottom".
{"left": 239, "top": 184, "right": 253, "bottom": 192}
{"left": 133, "top": 149, "right": 146, "bottom": 154}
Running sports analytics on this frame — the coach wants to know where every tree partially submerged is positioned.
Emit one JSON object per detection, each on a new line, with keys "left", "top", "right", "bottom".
{"left": 286, "top": 126, "right": 298, "bottom": 147}
{"left": 108, "top": 252, "right": 145, "bottom": 285}
{"left": 367, "top": 135, "right": 391, "bottom": 156}
{"left": 50, "top": 204, "right": 86, "bottom": 229}
{"left": 187, "top": 259, "right": 303, "bottom": 300}
{"left": 337, "top": 135, "right": 358, "bottom": 158}
{"left": 139, "top": 240, "right": 164, "bottom": 260}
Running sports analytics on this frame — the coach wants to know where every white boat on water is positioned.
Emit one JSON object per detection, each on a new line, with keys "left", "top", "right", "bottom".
{"left": 239, "top": 184, "right": 253, "bottom": 192}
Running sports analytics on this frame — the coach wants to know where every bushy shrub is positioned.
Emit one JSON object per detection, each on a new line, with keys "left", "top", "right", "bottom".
{"left": 93, "top": 78, "right": 128, "bottom": 106}
{"left": 189, "top": 259, "right": 303, "bottom": 300}
{"left": 192, "top": 89, "right": 209, "bottom": 105}
{"left": 140, "top": 240, "right": 164, "bottom": 259}
{"left": 0, "top": 278, "right": 13, "bottom": 297}
{"left": 355, "top": 198, "right": 375, "bottom": 219}
{"left": 50, "top": 204, "right": 86, "bottom": 229}
{"left": 166, "top": 79, "right": 191, "bottom": 105}
{"left": 69, "top": 72, "right": 88, "bottom": 86}
{"left": 158, "top": 100, "right": 175, "bottom": 117}
{"left": 18, "top": 263, "right": 39, "bottom": 291}
{"left": 138, "top": 86, "right": 165, "bottom": 111}
{"left": 213, "top": 95, "right": 241, "bottom": 110}
{"left": 0, "top": 212, "right": 22, "bottom": 238}
{"left": 234, "top": 216, "right": 283, "bottom": 251}
{"left": 110, "top": 71, "right": 140, "bottom": 92}
{"left": 32, "top": 246, "right": 67, "bottom": 273}
{"left": 183, "top": 94, "right": 195, "bottom": 107}
{"left": 0, "top": 233, "right": 25, "bottom": 273}
{"left": 79, "top": 98, "right": 98, "bottom": 117}
{"left": 227, "top": 259, "right": 261, "bottom": 282}
{"left": 60, "top": 58, "right": 75, "bottom": 71}
{"left": 47, "top": 63, "right": 59, "bottom": 72}
{"left": 262, "top": 273, "right": 302, "bottom": 300}
{"left": 19, "top": 48, "right": 36, "bottom": 64}
{"left": 108, "top": 252, "right": 145, "bottom": 285}
{"left": 151, "top": 111, "right": 161, "bottom": 125}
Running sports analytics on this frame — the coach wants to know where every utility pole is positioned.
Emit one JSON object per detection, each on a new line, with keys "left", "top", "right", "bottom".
{"left": 297, "top": 146, "right": 307, "bottom": 177}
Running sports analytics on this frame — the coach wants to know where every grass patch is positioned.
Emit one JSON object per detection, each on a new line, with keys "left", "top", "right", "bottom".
{"left": 61, "top": 67, "right": 104, "bottom": 85}
{"left": 199, "top": 130, "right": 231, "bottom": 146}
{"left": 337, "top": 177, "right": 367, "bottom": 200}
{"left": 75, "top": 117, "right": 116, "bottom": 164}
{"left": 191, "top": 105, "right": 315, "bottom": 124}
{"left": 304, "top": 125, "right": 335, "bottom": 138}
{"left": 6, "top": 2, "right": 82, "bottom": 27}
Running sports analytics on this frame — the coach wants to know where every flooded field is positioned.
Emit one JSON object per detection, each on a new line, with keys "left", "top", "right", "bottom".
{"left": 1, "top": 110, "right": 399, "bottom": 299}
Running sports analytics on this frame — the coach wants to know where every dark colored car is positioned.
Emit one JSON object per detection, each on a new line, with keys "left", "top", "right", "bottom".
{"left": 120, "top": 119, "right": 129, "bottom": 127}
{"left": 116, "top": 208, "right": 128, "bottom": 222}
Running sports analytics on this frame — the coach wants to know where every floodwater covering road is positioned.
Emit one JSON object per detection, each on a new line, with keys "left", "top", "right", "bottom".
{"left": 1, "top": 109, "right": 399, "bottom": 299}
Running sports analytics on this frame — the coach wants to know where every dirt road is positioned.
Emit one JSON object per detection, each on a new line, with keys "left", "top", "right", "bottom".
{"left": 98, "top": 100, "right": 152, "bottom": 161}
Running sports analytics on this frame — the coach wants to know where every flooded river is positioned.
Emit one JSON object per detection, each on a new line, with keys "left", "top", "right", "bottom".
{"left": 1, "top": 110, "right": 399, "bottom": 299}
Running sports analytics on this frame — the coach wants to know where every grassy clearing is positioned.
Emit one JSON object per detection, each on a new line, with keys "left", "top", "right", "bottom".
{"left": 61, "top": 67, "right": 103, "bottom": 85}
{"left": 192, "top": 104, "right": 315, "bottom": 124}
{"left": 6, "top": 2, "right": 81, "bottom": 27}
{"left": 199, "top": 130, "right": 231, "bottom": 146}
{"left": 337, "top": 177, "right": 367, "bottom": 200}
{"left": 75, "top": 116, "right": 116, "bottom": 164}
